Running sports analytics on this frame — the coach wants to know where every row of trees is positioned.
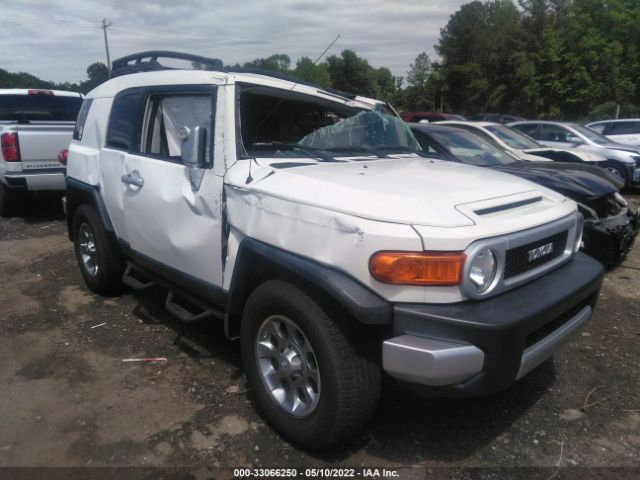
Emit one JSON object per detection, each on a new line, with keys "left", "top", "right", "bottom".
{"left": 2, "top": 0, "right": 638, "bottom": 119}
{"left": 0, "top": 62, "right": 109, "bottom": 95}
{"left": 436, "top": 0, "right": 640, "bottom": 118}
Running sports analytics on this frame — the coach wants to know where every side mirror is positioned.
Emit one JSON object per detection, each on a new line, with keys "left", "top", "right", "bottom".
{"left": 569, "top": 136, "right": 584, "bottom": 145}
{"left": 180, "top": 125, "right": 208, "bottom": 168}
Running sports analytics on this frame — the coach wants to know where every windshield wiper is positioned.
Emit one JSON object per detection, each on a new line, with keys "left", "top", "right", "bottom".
{"left": 252, "top": 142, "right": 339, "bottom": 162}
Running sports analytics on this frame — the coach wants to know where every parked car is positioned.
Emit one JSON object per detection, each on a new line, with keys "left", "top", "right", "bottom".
{"left": 509, "top": 120, "right": 640, "bottom": 187}
{"left": 401, "top": 111, "right": 465, "bottom": 122}
{"left": 410, "top": 123, "right": 639, "bottom": 266}
{"left": 0, "top": 88, "right": 83, "bottom": 216}
{"left": 437, "top": 121, "right": 623, "bottom": 188}
{"left": 467, "top": 113, "right": 526, "bottom": 123}
{"left": 66, "top": 51, "right": 604, "bottom": 448}
{"left": 586, "top": 119, "right": 640, "bottom": 146}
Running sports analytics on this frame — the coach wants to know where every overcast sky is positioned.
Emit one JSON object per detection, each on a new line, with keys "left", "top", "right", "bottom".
{"left": 0, "top": 0, "right": 469, "bottom": 83}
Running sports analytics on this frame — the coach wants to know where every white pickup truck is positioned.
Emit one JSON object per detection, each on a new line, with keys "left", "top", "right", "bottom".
{"left": 0, "top": 88, "right": 83, "bottom": 216}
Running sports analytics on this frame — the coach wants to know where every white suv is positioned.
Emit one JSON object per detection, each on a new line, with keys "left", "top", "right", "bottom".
{"left": 66, "top": 52, "right": 604, "bottom": 448}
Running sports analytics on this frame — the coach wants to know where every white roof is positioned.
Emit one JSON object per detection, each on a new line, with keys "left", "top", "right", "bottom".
{"left": 0, "top": 88, "right": 82, "bottom": 97}
{"left": 587, "top": 118, "right": 640, "bottom": 125}
{"left": 87, "top": 69, "right": 359, "bottom": 107}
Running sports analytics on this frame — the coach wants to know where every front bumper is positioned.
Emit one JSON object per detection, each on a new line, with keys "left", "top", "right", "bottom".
{"left": 2, "top": 170, "right": 66, "bottom": 191}
{"left": 382, "top": 252, "right": 604, "bottom": 397}
{"left": 583, "top": 208, "right": 640, "bottom": 266}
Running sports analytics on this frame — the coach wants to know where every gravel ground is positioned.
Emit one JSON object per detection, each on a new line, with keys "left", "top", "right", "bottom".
{"left": 0, "top": 191, "right": 639, "bottom": 480}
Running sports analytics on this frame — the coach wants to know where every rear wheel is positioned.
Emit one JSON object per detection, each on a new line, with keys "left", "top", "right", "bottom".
{"left": 0, "top": 183, "right": 17, "bottom": 217}
{"left": 241, "top": 280, "right": 381, "bottom": 449}
{"left": 73, "top": 204, "right": 125, "bottom": 294}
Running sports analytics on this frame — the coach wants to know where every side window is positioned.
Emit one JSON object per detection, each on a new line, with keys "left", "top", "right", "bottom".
{"left": 540, "top": 124, "right": 572, "bottom": 142}
{"left": 514, "top": 123, "right": 538, "bottom": 138}
{"left": 141, "top": 93, "right": 214, "bottom": 163}
{"left": 73, "top": 98, "right": 93, "bottom": 141}
{"left": 589, "top": 123, "right": 606, "bottom": 134}
{"left": 106, "top": 93, "right": 145, "bottom": 151}
{"left": 608, "top": 121, "right": 640, "bottom": 135}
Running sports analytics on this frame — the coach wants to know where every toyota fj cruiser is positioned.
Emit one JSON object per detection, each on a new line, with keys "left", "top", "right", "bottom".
{"left": 65, "top": 52, "right": 604, "bottom": 448}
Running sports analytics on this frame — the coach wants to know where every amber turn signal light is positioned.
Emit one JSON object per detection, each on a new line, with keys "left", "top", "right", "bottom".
{"left": 369, "top": 251, "right": 466, "bottom": 286}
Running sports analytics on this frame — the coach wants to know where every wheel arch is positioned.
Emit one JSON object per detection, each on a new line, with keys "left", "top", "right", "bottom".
{"left": 66, "top": 177, "right": 114, "bottom": 240}
{"left": 224, "top": 237, "right": 392, "bottom": 338}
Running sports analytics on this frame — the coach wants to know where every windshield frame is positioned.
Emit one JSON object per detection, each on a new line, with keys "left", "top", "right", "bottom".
{"left": 569, "top": 123, "right": 612, "bottom": 145}
{"left": 426, "top": 128, "right": 519, "bottom": 167}
{"left": 235, "top": 83, "right": 421, "bottom": 160}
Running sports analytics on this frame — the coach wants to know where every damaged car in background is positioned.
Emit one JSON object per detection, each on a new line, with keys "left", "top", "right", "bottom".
{"left": 436, "top": 120, "right": 623, "bottom": 188}
{"left": 410, "top": 123, "right": 639, "bottom": 267}
{"left": 65, "top": 51, "right": 604, "bottom": 449}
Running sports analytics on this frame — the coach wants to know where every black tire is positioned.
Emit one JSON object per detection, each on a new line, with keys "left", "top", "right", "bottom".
{"left": 73, "top": 204, "right": 125, "bottom": 294}
{"left": 602, "top": 161, "right": 629, "bottom": 187}
{"left": 241, "top": 279, "right": 381, "bottom": 449}
{"left": 0, "top": 183, "right": 17, "bottom": 217}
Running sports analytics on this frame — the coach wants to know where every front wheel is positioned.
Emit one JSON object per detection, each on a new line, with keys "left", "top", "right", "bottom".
{"left": 602, "top": 162, "right": 629, "bottom": 187}
{"left": 241, "top": 280, "right": 381, "bottom": 449}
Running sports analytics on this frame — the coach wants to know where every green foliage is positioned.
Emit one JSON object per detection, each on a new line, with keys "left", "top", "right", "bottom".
{"left": 243, "top": 54, "right": 291, "bottom": 73}
{"left": 436, "top": 0, "right": 640, "bottom": 119}
{"left": 293, "top": 56, "right": 331, "bottom": 87}
{"left": 0, "top": 61, "right": 108, "bottom": 95}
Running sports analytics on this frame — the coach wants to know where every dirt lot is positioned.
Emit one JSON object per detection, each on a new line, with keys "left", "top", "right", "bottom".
{"left": 0, "top": 192, "right": 639, "bottom": 479}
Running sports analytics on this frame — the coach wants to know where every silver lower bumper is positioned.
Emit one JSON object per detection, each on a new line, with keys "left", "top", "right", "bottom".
{"left": 382, "top": 336, "right": 485, "bottom": 386}
{"left": 3, "top": 171, "right": 65, "bottom": 191}
{"left": 516, "top": 305, "right": 592, "bottom": 379}
{"left": 383, "top": 304, "right": 592, "bottom": 387}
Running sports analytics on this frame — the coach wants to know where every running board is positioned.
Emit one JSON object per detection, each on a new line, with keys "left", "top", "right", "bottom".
{"left": 122, "top": 263, "right": 156, "bottom": 291}
{"left": 165, "top": 290, "right": 223, "bottom": 323}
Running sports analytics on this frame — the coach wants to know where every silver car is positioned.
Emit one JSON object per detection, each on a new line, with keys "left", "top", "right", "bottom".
{"left": 509, "top": 120, "right": 640, "bottom": 187}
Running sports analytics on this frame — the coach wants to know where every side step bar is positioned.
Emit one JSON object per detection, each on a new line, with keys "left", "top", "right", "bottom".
{"left": 165, "top": 290, "right": 223, "bottom": 323}
{"left": 122, "top": 263, "right": 156, "bottom": 291}
{"left": 121, "top": 262, "right": 224, "bottom": 324}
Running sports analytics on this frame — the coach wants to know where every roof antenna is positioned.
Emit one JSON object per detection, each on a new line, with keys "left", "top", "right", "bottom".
{"left": 253, "top": 34, "right": 341, "bottom": 142}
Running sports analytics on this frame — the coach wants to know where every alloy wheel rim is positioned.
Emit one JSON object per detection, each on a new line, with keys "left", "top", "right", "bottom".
{"left": 605, "top": 167, "right": 622, "bottom": 178}
{"left": 255, "top": 314, "right": 321, "bottom": 417}
{"left": 78, "top": 223, "right": 98, "bottom": 277}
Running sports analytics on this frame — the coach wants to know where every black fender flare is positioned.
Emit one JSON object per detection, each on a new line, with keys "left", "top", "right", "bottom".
{"left": 225, "top": 237, "right": 392, "bottom": 330}
{"left": 65, "top": 177, "right": 114, "bottom": 240}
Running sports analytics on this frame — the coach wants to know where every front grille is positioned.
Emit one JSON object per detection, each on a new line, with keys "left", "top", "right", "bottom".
{"left": 504, "top": 230, "right": 568, "bottom": 279}
{"left": 524, "top": 296, "right": 592, "bottom": 349}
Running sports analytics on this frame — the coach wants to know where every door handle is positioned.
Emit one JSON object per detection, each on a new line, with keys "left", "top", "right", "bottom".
{"left": 121, "top": 172, "right": 144, "bottom": 188}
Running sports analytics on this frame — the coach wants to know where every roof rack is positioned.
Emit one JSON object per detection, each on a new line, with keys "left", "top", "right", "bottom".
{"left": 110, "top": 50, "right": 357, "bottom": 101}
{"left": 111, "top": 51, "right": 224, "bottom": 78}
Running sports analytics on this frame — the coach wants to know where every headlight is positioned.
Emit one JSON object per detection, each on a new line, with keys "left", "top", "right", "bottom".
{"left": 614, "top": 191, "right": 627, "bottom": 206}
{"left": 574, "top": 214, "right": 584, "bottom": 252}
{"left": 469, "top": 249, "right": 497, "bottom": 292}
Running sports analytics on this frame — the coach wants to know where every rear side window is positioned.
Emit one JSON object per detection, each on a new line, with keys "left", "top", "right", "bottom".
{"left": 0, "top": 94, "right": 82, "bottom": 122}
{"left": 73, "top": 99, "right": 93, "bottom": 141}
{"left": 608, "top": 121, "right": 640, "bottom": 135}
{"left": 588, "top": 123, "right": 606, "bottom": 134}
{"left": 106, "top": 92, "right": 144, "bottom": 151}
{"left": 513, "top": 123, "right": 539, "bottom": 138}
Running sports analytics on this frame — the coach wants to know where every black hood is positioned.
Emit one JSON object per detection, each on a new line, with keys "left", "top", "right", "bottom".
{"left": 493, "top": 161, "right": 618, "bottom": 202}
